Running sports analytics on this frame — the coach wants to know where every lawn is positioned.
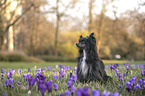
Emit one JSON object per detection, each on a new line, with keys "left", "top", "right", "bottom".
{"left": 0, "top": 60, "right": 144, "bottom": 71}
{"left": 0, "top": 60, "right": 144, "bottom": 96}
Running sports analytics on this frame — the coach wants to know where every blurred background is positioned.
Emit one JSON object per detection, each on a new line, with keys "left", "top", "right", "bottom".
{"left": 0, "top": 0, "right": 144, "bottom": 62}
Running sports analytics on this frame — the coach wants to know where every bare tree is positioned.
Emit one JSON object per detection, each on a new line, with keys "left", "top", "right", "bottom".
{"left": 0, "top": 0, "right": 34, "bottom": 51}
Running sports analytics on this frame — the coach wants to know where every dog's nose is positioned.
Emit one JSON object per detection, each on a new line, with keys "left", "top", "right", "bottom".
{"left": 76, "top": 43, "right": 79, "bottom": 47}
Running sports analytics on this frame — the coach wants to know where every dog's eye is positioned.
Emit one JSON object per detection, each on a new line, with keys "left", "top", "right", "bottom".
{"left": 82, "top": 41, "right": 85, "bottom": 44}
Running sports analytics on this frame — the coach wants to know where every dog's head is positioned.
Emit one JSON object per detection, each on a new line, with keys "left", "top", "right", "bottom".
{"left": 76, "top": 33, "right": 96, "bottom": 50}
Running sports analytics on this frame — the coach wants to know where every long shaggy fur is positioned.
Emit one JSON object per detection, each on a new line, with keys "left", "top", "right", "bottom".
{"left": 76, "top": 33, "right": 111, "bottom": 83}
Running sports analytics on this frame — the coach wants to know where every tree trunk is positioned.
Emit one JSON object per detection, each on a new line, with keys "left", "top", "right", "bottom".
{"left": 54, "top": 0, "right": 60, "bottom": 56}
{"left": 88, "top": 0, "right": 93, "bottom": 33}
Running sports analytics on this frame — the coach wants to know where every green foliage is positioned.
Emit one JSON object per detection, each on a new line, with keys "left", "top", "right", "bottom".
{"left": 0, "top": 54, "right": 26, "bottom": 62}
{"left": 0, "top": 54, "right": 44, "bottom": 62}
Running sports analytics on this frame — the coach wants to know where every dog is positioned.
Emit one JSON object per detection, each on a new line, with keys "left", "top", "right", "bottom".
{"left": 76, "top": 33, "right": 111, "bottom": 83}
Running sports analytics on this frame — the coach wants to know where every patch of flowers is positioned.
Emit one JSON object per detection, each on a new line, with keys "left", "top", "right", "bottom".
{"left": 0, "top": 63, "right": 145, "bottom": 96}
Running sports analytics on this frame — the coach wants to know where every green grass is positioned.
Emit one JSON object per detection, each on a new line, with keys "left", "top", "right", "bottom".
{"left": 0, "top": 60, "right": 144, "bottom": 71}
{"left": 0, "top": 60, "right": 144, "bottom": 96}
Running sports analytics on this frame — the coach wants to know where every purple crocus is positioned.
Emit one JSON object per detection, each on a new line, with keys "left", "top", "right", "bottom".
{"left": 28, "top": 68, "right": 31, "bottom": 72}
{"left": 92, "top": 89, "right": 100, "bottom": 96}
{"left": 72, "top": 75, "right": 77, "bottom": 83}
{"left": 6, "top": 79, "right": 9, "bottom": 88}
{"left": 138, "top": 79, "right": 142, "bottom": 86}
{"left": 28, "top": 76, "right": 36, "bottom": 90}
{"left": 131, "top": 65, "right": 133, "bottom": 69}
{"left": 2, "top": 94, "right": 7, "bottom": 96}
{"left": 18, "top": 69, "right": 22, "bottom": 73}
{"left": 83, "top": 87, "right": 90, "bottom": 96}
{"left": 121, "top": 78, "right": 123, "bottom": 84}
{"left": 143, "top": 81, "right": 145, "bottom": 88}
{"left": 141, "top": 70, "right": 144, "bottom": 76}
{"left": 53, "top": 83, "right": 58, "bottom": 91}
{"left": 1, "top": 68, "right": 3, "bottom": 73}
{"left": 119, "top": 85, "right": 122, "bottom": 89}
{"left": 67, "top": 80, "right": 72, "bottom": 88}
{"left": 126, "top": 82, "right": 132, "bottom": 92}
{"left": 39, "top": 84, "right": 47, "bottom": 96}
{"left": 47, "top": 66, "right": 49, "bottom": 70}
{"left": 118, "top": 72, "right": 121, "bottom": 80}
{"left": 70, "top": 72, "right": 72, "bottom": 78}
{"left": 9, "top": 78, "right": 13, "bottom": 88}
{"left": 65, "top": 90, "right": 70, "bottom": 96}
{"left": 110, "top": 91, "right": 119, "bottom": 96}
{"left": 6, "top": 71, "right": 10, "bottom": 79}
{"left": 50, "top": 66, "right": 52, "bottom": 70}
{"left": 76, "top": 88, "right": 83, "bottom": 96}
{"left": 45, "top": 80, "right": 53, "bottom": 93}
{"left": 71, "top": 85, "right": 75, "bottom": 95}
{"left": 60, "top": 64, "right": 63, "bottom": 68}
{"left": 54, "top": 75, "right": 57, "bottom": 80}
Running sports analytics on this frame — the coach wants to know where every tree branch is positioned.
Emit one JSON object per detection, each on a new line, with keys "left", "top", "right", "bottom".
{"left": 0, "top": 3, "right": 34, "bottom": 36}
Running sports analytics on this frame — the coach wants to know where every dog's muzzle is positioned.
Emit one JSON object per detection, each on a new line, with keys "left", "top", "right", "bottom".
{"left": 76, "top": 43, "right": 85, "bottom": 49}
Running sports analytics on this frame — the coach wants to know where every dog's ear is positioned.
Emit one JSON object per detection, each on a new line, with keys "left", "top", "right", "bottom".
{"left": 89, "top": 33, "right": 94, "bottom": 38}
{"left": 89, "top": 32, "right": 96, "bottom": 43}
{"left": 80, "top": 35, "right": 83, "bottom": 38}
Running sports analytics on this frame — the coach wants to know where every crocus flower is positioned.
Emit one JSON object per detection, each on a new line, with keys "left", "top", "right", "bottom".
{"left": 9, "top": 78, "right": 13, "bottom": 87}
{"left": 143, "top": 81, "right": 145, "bottom": 88}
{"left": 23, "top": 74, "right": 27, "bottom": 81}
{"left": 126, "top": 82, "right": 132, "bottom": 92}
{"left": 111, "top": 91, "right": 119, "bottom": 96}
{"left": 45, "top": 80, "right": 53, "bottom": 93}
{"left": 28, "top": 76, "right": 36, "bottom": 90}
{"left": 28, "top": 68, "right": 31, "bottom": 72}
{"left": 37, "top": 69, "right": 41, "bottom": 73}
{"left": 6, "top": 71, "right": 10, "bottom": 79}
{"left": 71, "top": 85, "right": 75, "bottom": 95}
{"left": 56, "top": 65, "right": 58, "bottom": 68}
{"left": 102, "top": 90, "right": 110, "bottom": 96}
{"left": 2, "top": 94, "right": 7, "bottom": 96}
{"left": 39, "top": 84, "right": 47, "bottom": 96}
{"left": 67, "top": 80, "right": 72, "bottom": 88}
{"left": 53, "top": 83, "right": 58, "bottom": 91}
{"left": 1, "top": 68, "right": 3, "bottom": 73}
{"left": 118, "top": 72, "right": 121, "bottom": 80}
{"left": 138, "top": 79, "right": 142, "bottom": 86}
{"left": 141, "top": 70, "right": 144, "bottom": 76}
{"left": 50, "top": 66, "right": 52, "bottom": 70}
{"left": 83, "top": 87, "right": 90, "bottom": 96}
{"left": 121, "top": 78, "right": 123, "bottom": 84}
{"left": 72, "top": 75, "right": 77, "bottom": 83}
{"left": 119, "top": 85, "right": 122, "bottom": 89}
{"left": 65, "top": 90, "right": 70, "bottom": 96}
{"left": 67, "top": 66, "right": 69, "bottom": 70}
{"left": 131, "top": 65, "right": 133, "bottom": 69}
{"left": 76, "top": 88, "right": 83, "bottom": 96}
{"left": 54, "top": 75, "right": 57, "bottom": 80}
{"left": 18, "top": 69, "right": 22, "bottom": 73}
{"left": 70, "top": 72, "right": 72, "bottom": 78}
{"left": 60, "top": 64, "right": 63, "bottom": 68}
{"left": 47, "top": 66, "right": 49, "bottom": 70}
{"left": 6, "top": 79, "right": 9, "bottom": 88}
{"left": 43, "top": 68, "right": 46, "bottom": 72}
{"left": 134, "top": 84, "right": 142, "bottom": 90}
{"left": 92, "top": 89, "right": 100, "bottom": 96}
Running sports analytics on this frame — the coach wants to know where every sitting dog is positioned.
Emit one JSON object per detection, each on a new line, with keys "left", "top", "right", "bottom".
{"left": 76, "top": 33, "right": 111, "bottom": 83}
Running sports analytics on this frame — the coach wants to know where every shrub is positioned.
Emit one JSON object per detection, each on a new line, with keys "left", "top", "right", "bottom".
{"left": 38, "top": 55, "right": 76, "bottom": 62}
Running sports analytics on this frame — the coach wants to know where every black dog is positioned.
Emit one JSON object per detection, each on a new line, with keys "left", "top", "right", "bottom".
{"left": 76, "top": 33, "right": 111, "bottom": 83}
